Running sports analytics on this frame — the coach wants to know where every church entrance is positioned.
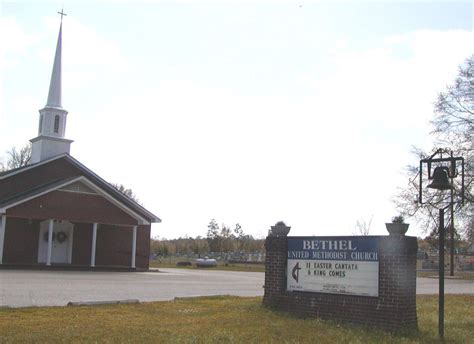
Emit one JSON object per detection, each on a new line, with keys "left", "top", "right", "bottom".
{"left": 37, "top": 220, "right": 74, "bottom": 264}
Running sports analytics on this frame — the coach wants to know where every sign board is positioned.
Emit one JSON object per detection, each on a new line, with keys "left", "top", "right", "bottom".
{"left": 287, "top": 236, "right": 379, "bottom": 297}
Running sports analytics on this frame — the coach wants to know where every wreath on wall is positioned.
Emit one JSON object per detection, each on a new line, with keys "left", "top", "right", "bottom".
{"left": 42, "top": 231, "right": 68, "bottom": 243}
{"left": 56, "top": 231, "right": 68, "bottom": 243}
{"left": 43, "top": 231, "right": 56, "bottom": 242}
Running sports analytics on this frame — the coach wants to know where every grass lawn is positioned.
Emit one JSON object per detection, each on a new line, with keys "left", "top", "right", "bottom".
{"left": 150, "top": 259, "right": 474, "bottom": 277}
{"left": 416, "top": 271, "right": 474, "bottom": 280}
{"left": 150, "top": 260, "right": 265, "bottom": 273}
{"left": 1, "top": 295, "right": 473, "bottom": 343}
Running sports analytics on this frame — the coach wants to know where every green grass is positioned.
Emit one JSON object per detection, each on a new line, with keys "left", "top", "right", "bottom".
{"left": 416, "top": 271, "right": 474, "bottom": 280}
{"left": 151, "top": 257, "right": 474, "bottom": 277}
{"left": 150, "top": 260, "right": 265, "bottom": 273}
{"left": 151, "top": 259, "right": 474, "bottom": 277}
{"left": 0, "top": 295, "right": 473, "bottom": 343}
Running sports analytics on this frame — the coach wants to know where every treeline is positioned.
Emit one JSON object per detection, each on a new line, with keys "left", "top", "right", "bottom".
{"left": 150, "top": 219, "right": 265, "bottom": 256}
{"left": 417, "top": 236, "right": 472, "bottom": 254}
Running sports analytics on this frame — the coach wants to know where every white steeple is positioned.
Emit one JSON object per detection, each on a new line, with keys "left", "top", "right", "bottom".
{"left": 46, "top": 21, "right": 63, "bottom": 108}
{"left": 30, "top": 11, "right": 73, "bottom": 164}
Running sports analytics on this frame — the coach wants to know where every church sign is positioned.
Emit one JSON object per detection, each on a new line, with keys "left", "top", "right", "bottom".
{"left": 287, "top": 236, "right": 379, "bottom": 297}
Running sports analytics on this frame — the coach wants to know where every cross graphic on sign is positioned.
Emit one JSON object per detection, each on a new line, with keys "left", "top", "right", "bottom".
{"left": 292, "top": 262, "right": 301, "bottom": 283}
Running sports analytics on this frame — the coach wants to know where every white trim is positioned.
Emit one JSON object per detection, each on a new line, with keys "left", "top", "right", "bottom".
{"left": 0, "top": 176, "right": 150, "bottom": 225}
{"left": 131, "top": 226, "right": 137, "bottom": 268}
{"left": 58, "top": 189, "right": 98, "bottom": 196}
{"left": 58, "top": 180, "right": 99, "bottom": 195}
{"left": 46, "top": 219, "right": 53, "bottom": 266}
{"left": 0, "top": 176, "right": 84, "bottom": 212}
{"left": 0, "top": 215, "right": 6, "bottom": 264}
{"left": 30, "top": 135, "right": 73, "bottom": 144}
{"left": 76, "top": 179, "right": 150, "bottom": 225}
{"left": 91, "top": 223, "right": 97, "bottom": 267}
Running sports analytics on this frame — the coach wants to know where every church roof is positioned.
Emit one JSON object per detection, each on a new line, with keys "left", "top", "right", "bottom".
{"left": 0, "top": 154, "right": 161, "bottom": 224}
{"left": 0, "top": 176, "right": 78, "bottom": 209}
{"left": 0, "top": 164, "right": 34, "bottom": 177}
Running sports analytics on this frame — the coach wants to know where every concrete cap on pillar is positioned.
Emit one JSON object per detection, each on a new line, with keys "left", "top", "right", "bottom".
{"left": 269, "top": 221, "right": 291, "bottom": 237}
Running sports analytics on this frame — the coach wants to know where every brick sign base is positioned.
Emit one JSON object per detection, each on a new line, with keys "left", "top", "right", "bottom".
{"left": 263, "top": 234, "right": 418, "bottom": 331}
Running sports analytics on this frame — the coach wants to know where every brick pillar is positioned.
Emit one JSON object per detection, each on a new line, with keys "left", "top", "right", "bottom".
{"left": 378, "top": 235, "right": 418, "bottom": 329}
{"left": 263, "top": 222, "right": 290, "bottom": 308}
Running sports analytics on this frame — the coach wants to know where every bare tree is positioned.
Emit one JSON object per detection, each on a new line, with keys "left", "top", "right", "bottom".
{"left": 394, "top": 55, "right": 473, "bottom": 238}
{"left": 206, "top": 219, "right": 221, "bottom": 252}
{"left": 432, "top": 55, "right": 473, "bottom": 211}
{"left": 111, "top": 183, "right": 140, "bottom": 203}
{"left": 432, "top": 55, "right": 474, "bottom": 145}
{"left": 0, "top": 144, "right": 32, "bottom": 172}
{"left": 466, "top": 205, "right": 474, "bottom": 243}
{"left": 353, "top": 215, "right": 373, "bottom": 236}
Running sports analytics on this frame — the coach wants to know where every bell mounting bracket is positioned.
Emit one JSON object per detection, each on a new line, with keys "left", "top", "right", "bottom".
{"left": 419, "top": 148, "right": 464, "bottom": 205}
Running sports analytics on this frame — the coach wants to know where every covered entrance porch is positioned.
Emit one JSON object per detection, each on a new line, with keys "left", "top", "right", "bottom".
{"left": 0, "top": 215, "right": 145, "bottom": 269}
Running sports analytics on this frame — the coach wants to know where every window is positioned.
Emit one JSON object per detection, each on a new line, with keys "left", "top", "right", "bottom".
{"left": 54, "top": 115, "right": 60, "bottom": 133}
{"left": 39, "top": 115, "right": 43, "bottom": 133}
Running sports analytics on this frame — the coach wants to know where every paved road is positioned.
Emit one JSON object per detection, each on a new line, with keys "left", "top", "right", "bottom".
{"left": 417, "top": 276, "right": 473, "bottom": 295}
{"left": 0, "top": 269, "right": 472, "bottom": 308}
{"left": 0, "top": 269, "right": 264, "bottom": 308}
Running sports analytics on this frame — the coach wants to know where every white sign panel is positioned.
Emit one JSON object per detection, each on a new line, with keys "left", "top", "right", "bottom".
{"left": 287, "top": 237, "right": 379, "bottom": 297}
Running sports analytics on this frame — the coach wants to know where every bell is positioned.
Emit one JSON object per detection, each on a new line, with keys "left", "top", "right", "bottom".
{"left": 427, "top": 166, "right": 453, "bottom": 190}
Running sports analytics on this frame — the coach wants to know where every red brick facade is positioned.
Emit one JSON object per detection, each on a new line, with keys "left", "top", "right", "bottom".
{"left": 0, "top": 156, "right": 159, "bottom": 270}
{"left": 95, "top": 224, "right": 150, "bottom": 268}
{"left": 7, "top": 191, "right": 139, "bottom": 226}
{"left": 2, "top": 218, "right": 40, "bottom": 264}
{"left": 71, "top": 223, "right": 93, "bottom": 265}
{"left": 263, "top": 234, "right": 418, "bottom": 331}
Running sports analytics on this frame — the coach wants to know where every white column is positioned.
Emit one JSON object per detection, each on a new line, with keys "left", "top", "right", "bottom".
{"left": 46, "top": 219, "right": 54, "bottom": 266}
{"left": 131, "top": 226, "right": 137, "bottom": 268}
{"left": 91, "top": 223, "right": 97, "bottom": 267}
{"left": 0, "top": 215, "right": 6, "bottom": 264}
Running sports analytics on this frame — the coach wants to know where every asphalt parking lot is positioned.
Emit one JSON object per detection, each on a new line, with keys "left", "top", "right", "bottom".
{"left": 0, "top": 268, "right": 264, "bottom": 308}
{"left": 0, "top": 269, "right": 472, "bottom": 308}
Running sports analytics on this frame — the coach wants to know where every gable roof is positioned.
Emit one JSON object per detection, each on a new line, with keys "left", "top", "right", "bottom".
{"left": 0, "top": 154, "right": 161, "bottom": 224}
{"left": 0, "top": 176, "right": 78, "bottom": 209}
{"left": 0, "top": 163, "right": 36, "bottom": 178}
{"left": 0, "top": 176, "right": 153, "bottom": 225}
{"left": 0, "top": 154, "right": 68, "bottom": 180}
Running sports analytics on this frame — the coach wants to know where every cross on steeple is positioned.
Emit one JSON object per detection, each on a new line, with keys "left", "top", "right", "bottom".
{"left": 58, "top": 8, "right": 67, "bottom": 22}
{"left": 31, "top": 9, "right": 73, "bottom": 164}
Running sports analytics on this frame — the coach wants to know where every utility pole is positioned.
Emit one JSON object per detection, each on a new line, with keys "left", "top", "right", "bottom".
{"left": 450, "top": 183, "right": 455, "bottom": 276}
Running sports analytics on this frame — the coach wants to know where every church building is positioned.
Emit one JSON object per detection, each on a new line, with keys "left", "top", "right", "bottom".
{"left": 0, "top": 15, "right": 160, "bottom": 270}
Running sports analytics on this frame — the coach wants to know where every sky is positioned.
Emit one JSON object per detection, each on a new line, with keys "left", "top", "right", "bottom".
{"left": 0, "top": 1, "right": 473, "bottom": 240}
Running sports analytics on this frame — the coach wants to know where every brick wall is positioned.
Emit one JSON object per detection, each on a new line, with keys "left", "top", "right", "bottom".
{"left": 95, "top": 224, "right": 133, "bottom": 267}
{"left": 3, "top": 218, "right": 40, "bottom": 264}
{"left": 263, "top": 234, "right": 418, "bottom": 331}
{"left": 7, "top": 191, "right": 138, "bottom": 226}
{"left": 95, "top": 224, "right": 150, "bottom": 269}
{"left": 2, "top": 219, "right": 150, "bottom": 269}
{"left": 72, "top": 222, "right": 93, "bottom": 265}
{"left": 136, "top": 225, "right": 151, "bottom": 269}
